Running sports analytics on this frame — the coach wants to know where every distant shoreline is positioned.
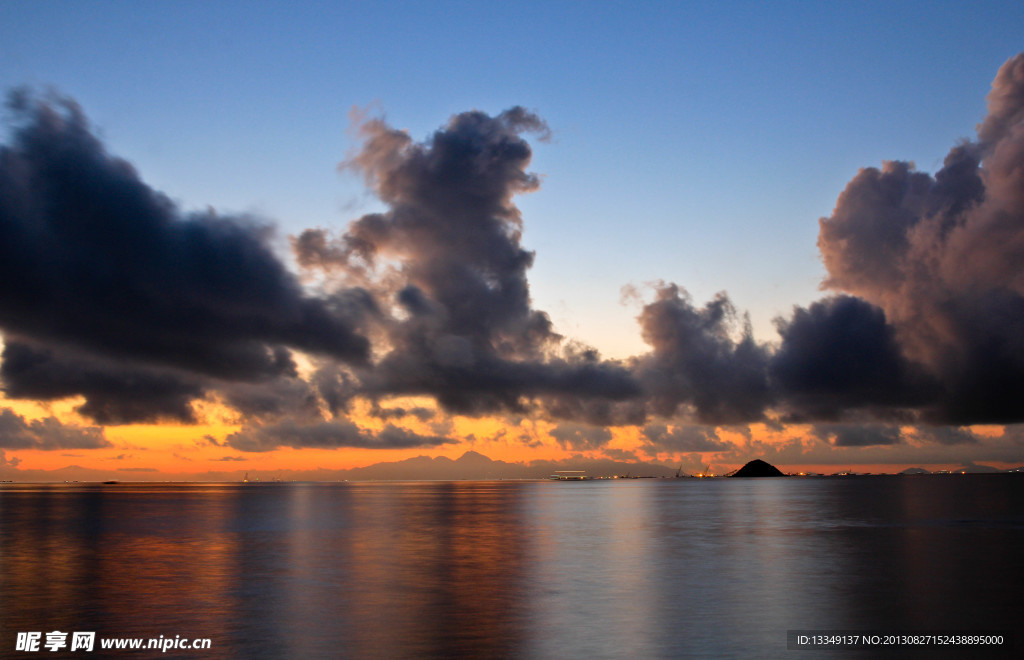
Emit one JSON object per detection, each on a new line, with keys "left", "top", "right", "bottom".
{"left": 2, "top": 472, "right": 1022, "bottom": 486}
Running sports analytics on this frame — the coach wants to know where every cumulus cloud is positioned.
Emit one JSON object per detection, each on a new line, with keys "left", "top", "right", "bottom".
{"left": 295, "top": 107, "right": 640, "bottom": 419}
{"left": 295, "top": 106, "right": 554, "bottom": 357}
{"left": 639, "top": 56, "right": 1024, "bottom": 428}
{"left": 770, "top": 296, "right": 937, "bottom": 421}
{"left": 812, "top": 53, "right": 1024, "bottom": 424}
{"left": 0, "top": 407, "right": 110, "bottom": 449}
{"left": 632, "top": 284, "right": 772, "bottom": 424}
{"left": 0, "top": 90, "right": 371, "bottom": 422}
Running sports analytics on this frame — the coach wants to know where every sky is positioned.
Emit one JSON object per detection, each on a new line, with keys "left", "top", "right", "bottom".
{"left": 1, "top": 0, "right": 1023, "bottom": 479}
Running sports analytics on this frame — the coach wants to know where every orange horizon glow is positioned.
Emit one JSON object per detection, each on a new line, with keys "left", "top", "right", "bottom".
{"left": 2, "top": 393, "right": 1020, "bottom": 481}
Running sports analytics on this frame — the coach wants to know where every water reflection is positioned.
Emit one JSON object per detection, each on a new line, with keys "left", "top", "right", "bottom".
{"left": 1, "top": 478, "right": 1021, "bottom": 657}
{"left": 523, "top": 481, "right": 659, "bottom": 657}
{"left": 321, "top": 482, "right": 533, "bottom": 658}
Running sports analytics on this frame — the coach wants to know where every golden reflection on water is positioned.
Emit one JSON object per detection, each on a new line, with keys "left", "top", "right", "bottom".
{"left": 0, "top": 485, "right": 240, "bottom": 652}
{"left": 301, "top": 482, "right": 533, "bottom": 658}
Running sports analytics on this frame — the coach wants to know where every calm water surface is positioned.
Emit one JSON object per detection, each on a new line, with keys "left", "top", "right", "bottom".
{"left": 1, "top": 477, "right": 1022, "bottom": 658}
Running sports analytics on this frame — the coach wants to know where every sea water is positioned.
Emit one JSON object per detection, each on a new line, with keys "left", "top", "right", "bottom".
{"left": 1, "top": 477, "right": 1021, "bottom": 658}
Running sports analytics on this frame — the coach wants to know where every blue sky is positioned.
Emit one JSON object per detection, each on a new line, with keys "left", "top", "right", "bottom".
{"left": 3, "top": 0, "right": 1023, "bottom": 358}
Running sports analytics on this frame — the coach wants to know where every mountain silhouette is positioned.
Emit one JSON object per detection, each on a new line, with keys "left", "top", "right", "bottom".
{"left": 731, "top": 459, "right": 786, "bottom": 477}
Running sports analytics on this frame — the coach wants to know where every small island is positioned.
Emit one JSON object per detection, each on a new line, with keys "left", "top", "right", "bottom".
{"left": 730, "top": 459, "right": 786, "bottom": 477}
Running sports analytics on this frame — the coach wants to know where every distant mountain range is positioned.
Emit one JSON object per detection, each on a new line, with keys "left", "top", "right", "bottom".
{"left": 290, "top": 451, "right": 680, "bottom": 481}
{"left": 900, "top": 464, "right": 1019, "bottom": 475}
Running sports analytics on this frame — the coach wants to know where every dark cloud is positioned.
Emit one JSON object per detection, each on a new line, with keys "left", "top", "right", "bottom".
{"left": 549, "top": 423, "right": 613, "bottom": 450}
{"left": 641, "top": 423, "right": 731, "bottom": 452}
{"left": 770, "top": 296, "right": 937, "bottom": 421}
{"left": 362, "top": 350, "right": 641, "bottom": 420}
{"left": 632, "top": 284, "right": 772, "bottom": 424}
{"left": 540, "top": 393, "right": 647, "bottom": 429}
{"left": 913, "top": 426, "right": 978, "bottom": 446}
{"left": 812, "top": 53, "right": 1024, "bottom": 424}
{"left": 225, "top": 419, "right": 451, "bottom": 452}
{"left": 367, "top": 404, "right": 436, "bottom": 422}
{"left": 295, "top": 107, "right": 641, "bottom": 420}
{"left": 2, "top": 339, "right": 203, "bottom": 424}
{"left": 217, "top": 377, "right": 322, "bottom": 423}
{"left": 811, "top": 424, "right": 902, "bottom": 448}
{"left": 295, "top": 106, "right": 555, "bottom": 359}
{"left": 636, "top": 56, "right": 1024, "bottom": 427}
{"left": 0, "top": 407, "right": 110, "bottom": 449}
{"left": 620, "top": 56, "right": 1024, "bottom": 429}
{"left": 0, "top": 90, "right": 371, "bottom": 422}
{"left": 310, "top": 363, "right": 360, "bottom": 416}
{"left": 1000, "top": 425, "right": 1024, "bottom": 443}
{"left": 602, "top": 447, "right": 639, "bottom": 462}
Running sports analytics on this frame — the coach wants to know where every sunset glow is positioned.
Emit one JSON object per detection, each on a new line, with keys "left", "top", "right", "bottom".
{"left": 2, "top": 3, "right": 1023, "bottom": 481}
